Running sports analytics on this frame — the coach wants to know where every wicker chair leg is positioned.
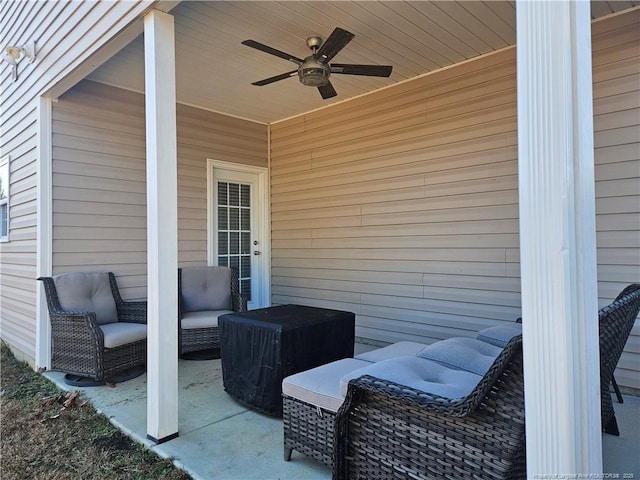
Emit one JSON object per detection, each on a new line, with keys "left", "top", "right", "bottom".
{"left": 604, "top": 415, "right": 620, "bottom": 436}
{"left": 611, "top": 376, "right": 624, "bottom": 404}
{"left": 284, "top": 447, "right": 293, "bottom": 462}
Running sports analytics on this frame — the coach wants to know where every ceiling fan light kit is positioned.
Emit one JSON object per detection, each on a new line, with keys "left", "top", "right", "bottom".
{"left": 242, "top": 27, "right": 392, "bottom": 100}
{"left": 298, "top": 61, "right": 330, "bottom": 87}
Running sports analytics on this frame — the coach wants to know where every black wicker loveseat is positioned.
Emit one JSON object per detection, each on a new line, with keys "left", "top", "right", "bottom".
{"left": 475, "top": 283, "right": 640, "bottom": 436}
{"left": 331, "top": 284, "right": 640, "bottom": 479}
{"left": 283, "top": 335, "right": 509, "bottom": 471}
{"left": 333, "top": 335, "right": 525, "bottom": 480}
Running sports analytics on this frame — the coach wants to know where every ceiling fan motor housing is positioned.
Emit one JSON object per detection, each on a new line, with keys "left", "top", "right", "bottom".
{"left": 242, "top": 27, "right": 392, "bottom": 98}
{"left": 298, "top": 56, "right": 330, "bottom": 87}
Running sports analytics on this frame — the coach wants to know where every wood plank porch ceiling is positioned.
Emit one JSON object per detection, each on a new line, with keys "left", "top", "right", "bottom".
{"left": 87, "top": 1, "right": 639, "bottom": 124}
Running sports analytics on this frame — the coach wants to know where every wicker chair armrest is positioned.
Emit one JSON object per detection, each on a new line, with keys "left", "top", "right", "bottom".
{"left": 108, "top": 272, "right": 146, "bottom": 323}
{"left": 613, "top": 283, "right": 640, "bottom": 302}
{"left": 116, "top": 300, "right": 147, "bottom": 324}
{"left": 49, "top": 309, "right": 97, "bottom": 323}
{"left": 343, "top": 375, "right": 472, "bottom": 417}
{"left": 233, "top": 292, "right": 248, "bottom": 312}
{"left": 48, "top": 310, "right": 105, "bottom": 345}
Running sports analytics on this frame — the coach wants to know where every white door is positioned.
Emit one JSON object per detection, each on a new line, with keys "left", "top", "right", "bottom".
{"left": 209, "top": 161, "right": 269, "bottom": 310}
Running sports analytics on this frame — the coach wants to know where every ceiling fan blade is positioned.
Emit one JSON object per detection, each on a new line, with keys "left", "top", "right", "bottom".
{"left": 318, "top": 81, "right": 337, "bottom": 100}
{"left": 241, "top": 40, "right": 303, "bottom": 65}
{"left": 315, "top": 27, "right": 355, "bottom": 64}
{"left": 251, "top": 70, "right": 298, "bottom": 86}
{"left": 330, "top": 64, "right": 393, "bottom": 77}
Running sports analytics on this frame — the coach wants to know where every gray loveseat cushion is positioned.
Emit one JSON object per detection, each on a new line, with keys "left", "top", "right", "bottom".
{"left": 341, "top": 355, "right": 482, "bottom": 400}
{"left": 181, "top": 266, "right": 232, "bottom": 313}
{"left": 416, "top": 337, "right": 502, "bottom": 376}
{"left": 54, "top": 272, "right": 118, "bottom": 325}
{"left": 355, "top": 341, "right": 428, "bottom": 363}
{"left": 477, "top": 324, "right": 522, "bottom": 348}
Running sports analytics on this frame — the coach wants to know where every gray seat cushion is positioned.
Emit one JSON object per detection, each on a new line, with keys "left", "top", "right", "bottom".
{"left": 416, "top": 337, "right": 502, "bottom": 376}
{"left": 181, "top": 310, "right": 233, "bottom": 329}
{"left": 181, "top": 266, "right": 232, "bottom": 312}
{"left": 341, "top": 356, "right": 482, "bottom": 400}
{"left": 477, "top": 324, "right": 522, "bottom": 348}
{"left": 54, "top": 272, "right": 118, "bottom": 325}
{"left": 355, "top": 341, "right": 428, "bottom": 363}
{"left": 100, "top": 322, "right": 147, "bottom": 348}
{"left": 282, "top": 358, "right": 372, "bottom": 412}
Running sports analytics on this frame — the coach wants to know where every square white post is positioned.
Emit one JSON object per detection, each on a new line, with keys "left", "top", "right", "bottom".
{"left": 517, "top": 1, "right": 602, "bottom": 476}
{"left": 144, "top": 9, "right": 179, "bottom": 443}
{"left": 36, "top": 97, "right": 53, "bottom": 369}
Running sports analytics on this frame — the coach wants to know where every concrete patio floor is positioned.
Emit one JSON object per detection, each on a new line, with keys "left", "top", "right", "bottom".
{"left": 45, "top": 355, "right": 640, "bottom": 480}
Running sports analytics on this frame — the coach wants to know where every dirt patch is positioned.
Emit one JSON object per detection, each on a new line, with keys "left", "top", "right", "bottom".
{"left": 0, "top": 342, "right": 192, "bottom": 480}
{"left": 92, "top": 431, "right": 138, "bottom": 453}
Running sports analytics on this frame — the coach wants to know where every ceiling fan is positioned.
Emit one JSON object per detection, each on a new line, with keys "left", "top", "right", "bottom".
{"left": 241, "top": 27, "right": 393, "bottom": 100}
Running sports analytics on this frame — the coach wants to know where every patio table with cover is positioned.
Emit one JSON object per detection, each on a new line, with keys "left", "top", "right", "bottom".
{"left": 218, "top": 304, "right": 355, "bottom": 416}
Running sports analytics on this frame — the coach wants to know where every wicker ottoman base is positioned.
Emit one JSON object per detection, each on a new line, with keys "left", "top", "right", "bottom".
{"left": 283, "top": 395, "right": 336, "bottom": 468}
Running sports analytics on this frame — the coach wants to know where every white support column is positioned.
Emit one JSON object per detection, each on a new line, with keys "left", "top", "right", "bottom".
{"left": 36, "top": 96, "right": 53, "bottom": 369}
{"left": 517, "top": 1, "right": 601, "bottom": 476}
{"left": 144, "top": 9, "right": 179, "bottom": 444}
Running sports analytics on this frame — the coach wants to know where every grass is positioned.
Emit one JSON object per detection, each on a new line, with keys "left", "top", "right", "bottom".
{"left": 0, "top": 343, "right": 192, "bottom": 480}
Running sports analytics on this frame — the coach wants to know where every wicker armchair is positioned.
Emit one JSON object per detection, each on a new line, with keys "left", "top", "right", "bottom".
{"left": 600, "top": 283, "right": 640, "bottom": 435}
{"left": 38, "top": 272, "right": 147, "bottom": 385}
{"left": 178, "top": 266, "right": 247, "bottom": 359}
{"left": 476, "top": 283, "right": 640, "bottom": 436}
{"left": 334, "top": 336, "right": 526, "bottom": 480}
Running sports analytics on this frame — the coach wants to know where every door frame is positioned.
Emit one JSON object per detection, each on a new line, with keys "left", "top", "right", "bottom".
{"left": 206, "top": 159, "right": 270, "bottom": 308}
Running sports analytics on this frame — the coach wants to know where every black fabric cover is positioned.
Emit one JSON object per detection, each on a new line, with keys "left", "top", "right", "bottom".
{"left": 219, "top": 304, "right": 355, "bottom": 416}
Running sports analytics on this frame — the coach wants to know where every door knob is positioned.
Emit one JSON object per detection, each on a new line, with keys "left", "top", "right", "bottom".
{"left": 254, "top": 250, "right": 261, "bottom": 255}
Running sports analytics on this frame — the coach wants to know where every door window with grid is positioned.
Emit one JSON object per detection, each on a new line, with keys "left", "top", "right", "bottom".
{"left": 217, "top": 181, "right": 251, "bottom": 301}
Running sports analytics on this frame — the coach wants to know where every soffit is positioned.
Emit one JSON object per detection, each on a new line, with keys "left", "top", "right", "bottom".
{"left": 87, "top": 1, "right": 639, "bottom": 124}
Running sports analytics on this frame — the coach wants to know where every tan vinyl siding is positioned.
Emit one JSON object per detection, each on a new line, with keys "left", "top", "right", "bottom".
{"left": 51, "top": 80, "right": 267, "bottom": 299}
{"left": 592, "top": 10, "right": 640, "bottom": 390}
{"left": 51, "top": 81, "right": 146, "bottom": 298}
{"left": 270, "top": 47, "right": 520, "bottom": 345}
{"left": 270, "top": 12, "right": 640, "bottom": 389}
{"left": 0, "top": 0, "right": 155, "bottom": 363}
{"left": 176, "top": 100, "right": 267, "bottom": 266}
